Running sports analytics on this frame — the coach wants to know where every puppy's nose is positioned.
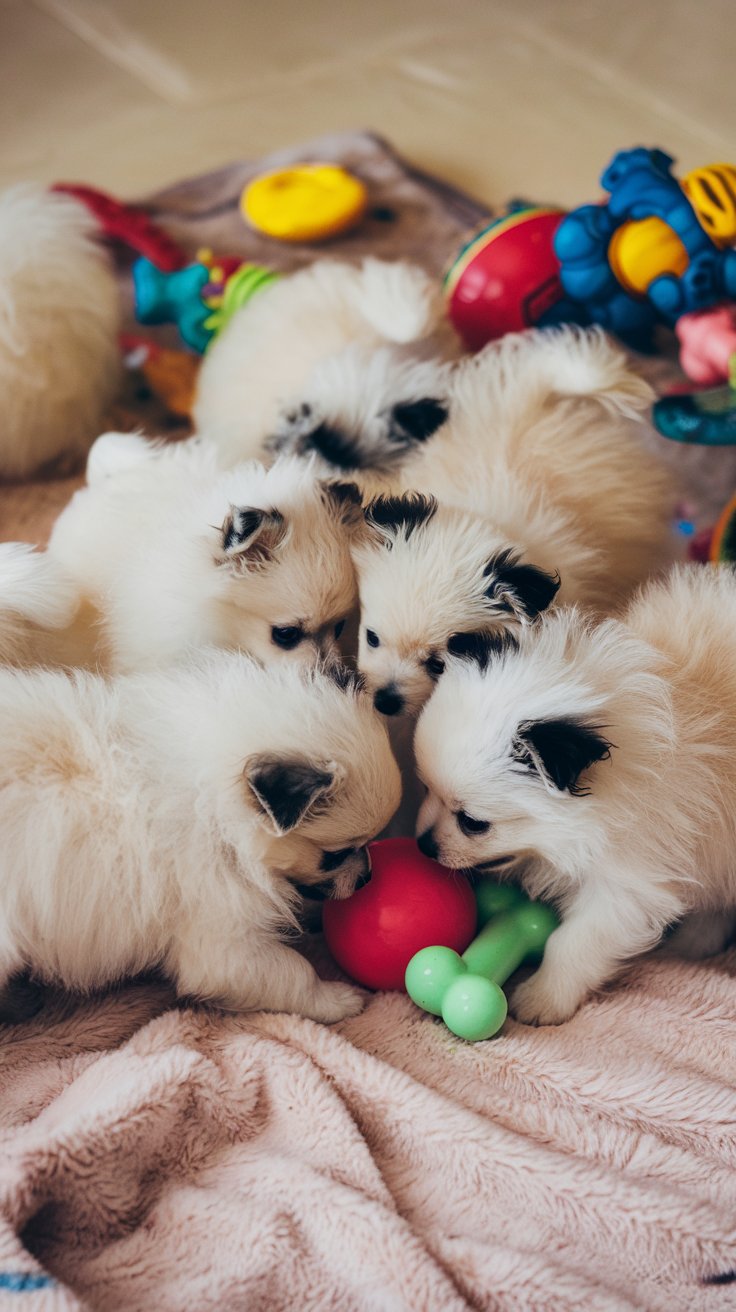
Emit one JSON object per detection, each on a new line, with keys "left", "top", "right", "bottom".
{"left": 374, "top": 684, "right": 405, "bottom": 716}
{"left": 417, "top": 829, "right": 438, "bottom": 860}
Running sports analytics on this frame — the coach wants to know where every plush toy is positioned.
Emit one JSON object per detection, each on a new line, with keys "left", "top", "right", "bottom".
{"left": 405, "top": 883, "right": 558, "bottom": 1041}
{"left": 0, "top": 184, "right": 121, "bottom": 479}
{"left": 322, "top": 837, "right": 477, "bottom": 990}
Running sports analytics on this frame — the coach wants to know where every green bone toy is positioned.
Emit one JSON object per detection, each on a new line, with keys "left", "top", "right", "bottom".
{"left": 404, "top": 882, "right": 558, "bottom": 1041}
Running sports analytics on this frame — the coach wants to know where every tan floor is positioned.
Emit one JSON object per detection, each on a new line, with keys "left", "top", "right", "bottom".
{"left": 0, "top": 0, "right": 734, "bottom": 541}
{"left": 3, "top": 0, "right": 735, "bottom": 204}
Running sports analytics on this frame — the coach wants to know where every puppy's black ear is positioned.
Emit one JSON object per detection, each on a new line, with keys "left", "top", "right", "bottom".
{"left": 245, "top": 755, "right": 335, "bottom": 834}
{"left": 484, "top": 548, "right": 560, "bottom": 622}
{"left": 218, "top": 506, "right": 286, "bottom": 567}
{"left": 515, "top": 719, "right": 611, "bottom": 795}
{"left": 389, "top": 398, "right": 448, "bottom": 445}
{"left": 364, "top": 492, "right": 438, "bottom": 543}
{"left": 320, "top": 480, "right": 363, "bottom": 527}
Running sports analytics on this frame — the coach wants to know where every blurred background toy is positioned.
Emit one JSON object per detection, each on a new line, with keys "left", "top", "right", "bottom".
{"left": 241, "top": 163, "right": 368, "bottom": 243}
{"left": 133, "top": 251, "right": 279, "bottom": 352}
{"left": 444, "top": 205, "right": 581, "bottom": 351}
{"left": 446, "top": 149, "right": 736, "bottom": 366}
{"left": 323, "top": 837, "right": 477, "bottom": 991}
{"left": 405, "top": 883, "right": 558, "bottom": 1042}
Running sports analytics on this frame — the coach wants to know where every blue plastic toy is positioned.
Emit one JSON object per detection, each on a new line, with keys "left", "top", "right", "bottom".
{"left": 554, "top": 149, "right": 736, "bottom": 348}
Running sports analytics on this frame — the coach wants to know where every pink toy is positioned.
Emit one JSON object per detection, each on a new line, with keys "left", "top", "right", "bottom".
{"left": 676, "top": 305, "right": 736, "bottom": 384}
{"left": 323, "top": 837, "right": 477, "bottom": 991}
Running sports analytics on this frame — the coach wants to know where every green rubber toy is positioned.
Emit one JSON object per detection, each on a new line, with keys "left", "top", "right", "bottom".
{"left": 404, "top": 883, "right": 559, "bottom": 1042}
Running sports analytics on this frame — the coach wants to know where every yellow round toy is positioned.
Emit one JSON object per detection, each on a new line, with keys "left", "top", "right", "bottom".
{"left": 241, "top": 164, "right": 368, "bottom": 243}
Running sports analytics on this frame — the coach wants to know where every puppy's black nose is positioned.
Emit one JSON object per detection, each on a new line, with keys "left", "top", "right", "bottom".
{"left": 374, "top": 685, "right": 404, "bottom": 716}
{"left": 417, "top": 829, "right": 438, "bottom": 860}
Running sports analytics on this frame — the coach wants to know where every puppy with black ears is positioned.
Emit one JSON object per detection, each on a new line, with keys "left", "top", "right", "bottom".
{"left": 194, "top": 257, "right": 456, "bottom": 473}
{"left": 414, "top": 564, "right": 736, "bottom": 1025}
{"left": 0, "top": 649, "right": 401, "bottom": 1022}
{"left": 354, "top": 326, "right": 680, "bottom": 720}
{"left": 48, "top": 434, "right": 362, "bottom": 673}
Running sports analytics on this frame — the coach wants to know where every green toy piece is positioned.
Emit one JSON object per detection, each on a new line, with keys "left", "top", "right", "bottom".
{"left": 405, "top": 883, "right": 559, "bottom": 1042}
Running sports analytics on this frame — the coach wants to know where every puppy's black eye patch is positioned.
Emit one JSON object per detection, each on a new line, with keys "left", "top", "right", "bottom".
{"left": 456, "top": 810, "right": 490, "bottom": 836}
{"left": 334, "top": 619, "right": 345, "bottom": 639}
{"left": 304, "top": 423, "right": 365, "bottom": 470}
{"left": 447, "top": 629, "right": 519, "bottom": 668}
{"left": 320, "top": 846, "right": 357, "bottom": 872}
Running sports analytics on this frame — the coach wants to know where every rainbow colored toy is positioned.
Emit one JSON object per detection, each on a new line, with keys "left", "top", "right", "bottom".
{"left": 133, "top": 250, "right": 279, "bottom": 353}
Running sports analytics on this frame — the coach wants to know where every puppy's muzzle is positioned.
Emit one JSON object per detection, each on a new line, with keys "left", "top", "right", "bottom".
{"left": 374, "top": 684, "right": 405, "bottom": 717}
{"left": 295, "top": 849, "right": 371, "bottom": 902}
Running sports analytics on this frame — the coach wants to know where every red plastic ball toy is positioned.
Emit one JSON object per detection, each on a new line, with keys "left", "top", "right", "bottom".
{"left": 323, "top": 837, "right": 477, "bottom": 991}
{"left": 445, "top": 207, "right": 567, "bottom": 351}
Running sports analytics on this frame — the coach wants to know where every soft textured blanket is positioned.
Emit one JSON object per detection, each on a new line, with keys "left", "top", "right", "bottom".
{"left": 2, "top": 942, "right": 736, "bottom": 1310}
{"left": 1, "top": 132, "right": 736, "bottom": 1311}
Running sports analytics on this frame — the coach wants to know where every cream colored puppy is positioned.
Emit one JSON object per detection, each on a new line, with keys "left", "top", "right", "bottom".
{"left": 0, "top": 650, "right": 401, "bottom": 1021}
{"left": 0, "top": 184, "right": 120, "bottom": 478}
{"left": 48, "top": 435, "right": 361, "bottom": 673}
{"left": 194, "top": 258, "right": 453, "bottom": 471}
{"left": 354, "top": 327, "right": 680, "bottom": 718}
{"left": 414, "top": 564, "right": 736, "bottom": 1024}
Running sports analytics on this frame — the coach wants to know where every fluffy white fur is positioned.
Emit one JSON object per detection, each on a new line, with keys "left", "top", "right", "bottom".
{"left": 0, "top": 184, "right": 120, "bottom": 478}
{"left": 414, "top": 564, "right": 736, "bottom": 1025}
{"left": 0, "top": 542, "right": 81, "bottom": 666}
{"left": 193, "top": 258, "right": 454, "bottom": 469}
{"left": 48, "top": 434, "right": 360, "bottom": 673}
{"left": 354, "top": 327, "right": 681, "bottom": 716}
{"left": 0, "top": 650, "right": 401, "bottom": 1020}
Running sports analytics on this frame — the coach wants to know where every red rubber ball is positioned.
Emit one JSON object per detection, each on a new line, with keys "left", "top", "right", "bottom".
{"left": 323, "top": 837, "right": 477, "bottom": 991}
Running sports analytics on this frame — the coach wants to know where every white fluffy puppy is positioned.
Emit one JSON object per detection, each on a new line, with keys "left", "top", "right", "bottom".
{"left": 194, "top": 258, "right": 453, "bottom": 470}
{"left": 0, "top": 650, "right": 401, "bottom": 1021}
{"left": 354, "top": 327, "right": 680, "bottom": 718}
{"left": 414, "top": 564, "right": 736, "bottom": 1025}
{"left": 0, "top": 543, "right": 81, "bottom": 666}
{"left": 0, "top": 184, "right": 120, "bottom": 478}
{"left": 48, "top": 434, "right": 361, "bottom": 672}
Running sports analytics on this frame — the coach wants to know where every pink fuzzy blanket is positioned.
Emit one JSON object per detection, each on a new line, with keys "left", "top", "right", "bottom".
{"left": 1, "top": 940, "right": 736, "bottom": 1310}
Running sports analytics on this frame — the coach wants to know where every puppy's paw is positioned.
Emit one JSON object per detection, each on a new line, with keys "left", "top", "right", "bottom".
{"left": 307, "top": 981, "right": 365, "bottom": 1024}
{"left": 510, "top": 972, "right": 582, "bottom": 1027}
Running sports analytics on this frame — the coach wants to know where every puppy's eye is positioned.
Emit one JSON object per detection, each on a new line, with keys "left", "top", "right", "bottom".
{"left": 334, "top": 619, "right": 345, "bottom": 640}
{"left": 425, "top": 654, "right": 445, "bottom": 679}
{"left": 271, "top": 625, "right": 303, "bottom": 650}
{"left": 320, "top": 846, "right": 357, "bottom": 872}
{"left": 366, "top": 629, "right": 380, "bottom": 648}
{"left": 456, "top": 810, "right": 490, "bottom": 837}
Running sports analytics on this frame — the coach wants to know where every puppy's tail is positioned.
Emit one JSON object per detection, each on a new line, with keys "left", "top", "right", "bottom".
{"left": 350, "top": 259, "right": 443, "bottom": 344}
{"left": 0, "top": 544, "right": 80, "bottom": 663}
{"left": 463, "top": 325, "right": 654, "bottom": 423}
{"left": 85, "top": 430, "right": 160, "bottom": 485}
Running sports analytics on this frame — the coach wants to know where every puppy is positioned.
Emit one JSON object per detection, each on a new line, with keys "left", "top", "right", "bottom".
{"left": 414, "top": 564, "right": 736, "bottom": 1025}
{"left": 0, "top": 650, "right": 401, "bottom": 1021}
{"left": 194, "top": 257, "right": 454, "bottom": 470}
{"left": 354, "top": 327, "right": 680, "bottom": 719}
{"left": 48, "top": 435, "right": 361, "bottom": 673}
{"left": 0, "top": 184, "right": 120, "bottom": 478}
{"left": 0, "top": 543, "right": 86, "bottom": 668}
